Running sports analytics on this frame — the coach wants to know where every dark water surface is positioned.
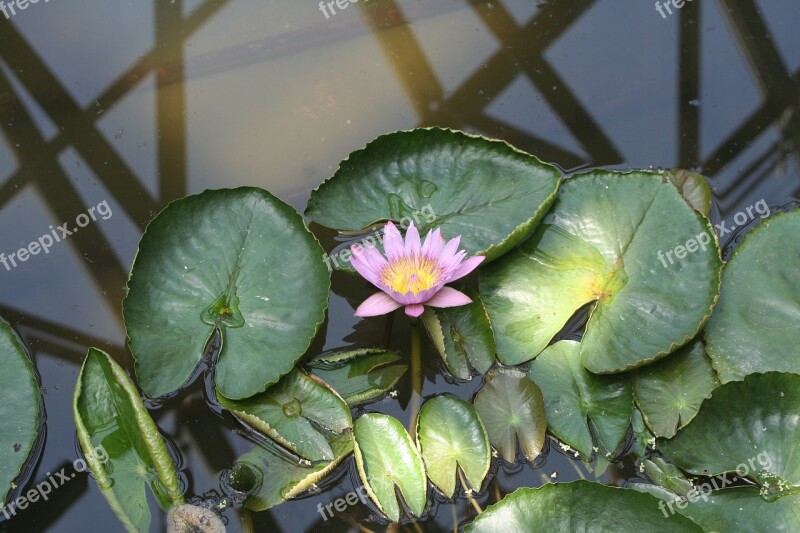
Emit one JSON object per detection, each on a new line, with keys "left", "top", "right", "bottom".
{"left": 1, "top": 1, "right": 799, "bottom": 531}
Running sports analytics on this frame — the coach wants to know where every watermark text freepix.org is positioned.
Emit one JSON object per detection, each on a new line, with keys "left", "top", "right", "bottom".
{"left": 655, "top": 0, "right": 693, "bottom": 20}
{"left": 0, "top": 0, "right": 51, "bottom": 20}
{"left": 1, "top": 444, "right": 109, "bottom": 519}
{"left": 657, "top": 198, "right": 770, "bottom": 268}
{"left": 0, "top": 200, "right": 113, "bottom": 273}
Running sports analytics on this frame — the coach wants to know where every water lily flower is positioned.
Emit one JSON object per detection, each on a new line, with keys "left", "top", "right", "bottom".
{"left": 349, "top": 221, "right": 485, "bottom": 318}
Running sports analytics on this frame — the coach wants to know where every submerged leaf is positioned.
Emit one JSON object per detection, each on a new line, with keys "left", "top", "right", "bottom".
{"left": 306, "top": 348, "right": 407, "bottom": 405}
{"left": 73, "top": 348, "right": 183, "bottom": 532}
{"left": 124, "top": 187, "right": 330, "bottom": 400}
{"left": 472, "top": 368, "right": 547, "bottom": 463}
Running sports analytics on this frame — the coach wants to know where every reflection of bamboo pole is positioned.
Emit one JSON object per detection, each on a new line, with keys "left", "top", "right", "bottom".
{"left": 458, "top": 468, "right": 483, "bottom": 515}
{"left": 451, "top": 503, "right": 459, "bottom": 533}
{"left": 408, "top": 321, "right": 422, "bottom": 431}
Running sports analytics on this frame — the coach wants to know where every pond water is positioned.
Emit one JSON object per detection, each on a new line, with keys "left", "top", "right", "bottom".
{"left": 1, "top": 1, "right": 799, "bottom": 531}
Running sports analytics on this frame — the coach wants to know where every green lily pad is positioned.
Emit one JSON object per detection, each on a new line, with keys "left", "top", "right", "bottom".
{"left": 631, "top": 408, "right": 656, "bottom": 460}
{"left": 658, "top": 372, "right": 800, "bottom": 493}
{"left": 528, "top": 341, "right": 633, "bottom": 458}
{"left": 633, "top": 339, "right": 719, "bottom": 438}
{"left": 353, "top": 413, "right": 427, "bottom": 522}
{"left": 124, "top": 187, "right": 330, "bottom": 400}
{"left": 217, "top": 370, "right": 352, "bottom": 463}
{"left": 480, "top": 170, "right": 722, "bottom": 370}
{"left": 73, "top": 348, "right": 183, "bottom": 532}
{"left": 635, "top": 484, "right": 800, "bottom": 532}
{"left": 416, "top": 395, "right": 490, "bottom": 498}
{"left": 641, "top": 457, "right": 694, "bottom": 497}
{"left": 705, "top": 209, "right": 800, "bottom": 382}
{"left": 664, "top": 169, "right": 713, "bottom": 216}
{"left": 306, "top": 348, "right": 407, "bottom": 405}
{"left": 306, "top": 128, "right": 562, "bottom": 264}
{"left": 421, "top": 289, "right": 496, "bottom": 380}
{"left": 464, "top": 481, "right": 702, "bottom": 532}
{"left": 472, "top": 368, "right": 547, "bottom": 463}
{"left": 0, "top": 317, "right": 40, "bottom": 504}
{"left": 230, "top": 432, "right": 353, "bottom": 512}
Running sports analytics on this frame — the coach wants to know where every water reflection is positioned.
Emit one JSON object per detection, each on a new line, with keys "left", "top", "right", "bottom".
{"left": 1, "top": 0, "right": 799, "bottom": 531}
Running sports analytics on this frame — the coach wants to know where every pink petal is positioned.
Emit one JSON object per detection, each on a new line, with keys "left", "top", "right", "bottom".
{"left": 383, "top": 221, "right": 405, "bottom": 261}
{"left": 404, "top": 304, "right": 425, "bottom": 317}
{"left": 447, "top": 256, "right": 485, "bottom": 282}
{"left": 421, "top": 228, "right": 445, "bottom": 258}
{"left": 350, "top": 245, "right": 385, "bottom": 287}
{"left": 354, "top": 292, "right": 403, "bottom": 317}
{"left": 424, "top": 287, "right": 473, "bottom": 308}
{"left": 439, "top": 235, "right": 462, "bottom": 263}
{"left": 404, "top": 222, "right": 421, "bottom": 256}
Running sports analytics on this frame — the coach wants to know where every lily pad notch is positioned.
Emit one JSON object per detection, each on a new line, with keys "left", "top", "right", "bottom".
{"left": 123, "top": 187, "right": 331, "bottom": 400}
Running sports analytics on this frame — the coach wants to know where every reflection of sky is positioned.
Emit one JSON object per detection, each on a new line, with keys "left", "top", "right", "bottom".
{"left": 1, "top": 0, "right": 800, "bottom": 531}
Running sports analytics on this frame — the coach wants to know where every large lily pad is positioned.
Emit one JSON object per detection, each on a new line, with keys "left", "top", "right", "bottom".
{"left": 705, "top": 209, "right": 800, "bottom": 382}
{"left": 73, "top": 348, "right": 183, "bottom": 532}
{"left": 124, "top": 187, "right": 330, "bottom": 400}
{"left": 353, "top": 413, "right": 427, "bottom": 522}
{"left": 472, "top": 368, "right": 547, "bottom": 463}
{"left": 480, "top": 170, "right": 722, "bottom": 371}
{"left": 633, "top": 339, "right": 719, "bottom": 438}
{"left": 658, "top": 372, "right": 800, "bottom": 493}
{"left": 306, "top": 348, "right": 407, "bottom": 405}
{"left": 217, "top": 369, "right": 352, "bottom": 463}
{"left": 528, "top": 341, "right": 633, "bottom": 457}
{"left": 230, "top": 432, "right": 353, "bottom": 512}
{"left": 421, "top": 289, "right": 496, "bottom": 380}
{"left": 416, "top": 395, "right": 490, "bottom": 498}
{"left": 306, "top": 128, "right": 562, "bottom": 263}
{"left": 464, "top": 481, "right": 702, "bottom": 532}
{"left": 0, "top": 317, "right": 40, "bottom": 504}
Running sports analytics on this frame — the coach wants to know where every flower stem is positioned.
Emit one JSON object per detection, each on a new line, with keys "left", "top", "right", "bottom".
{"left": 408, "top": 320, "right": 422, "bottom": 431}
{"left": 458, "top": 468, "right": 483, "bottom": 515}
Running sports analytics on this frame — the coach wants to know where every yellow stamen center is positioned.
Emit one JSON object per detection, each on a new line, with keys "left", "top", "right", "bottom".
{"left": 381, "top": 256, "right": 441, "bottom": 295}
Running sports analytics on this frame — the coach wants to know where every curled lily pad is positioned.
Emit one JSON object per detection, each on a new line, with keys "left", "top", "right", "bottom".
{"left": 124, "top": 187, "right": 330, "bottom": 400}
{"left": 658, "top": 372, "right": 800, "bottom": 494}
{"left": 217, "top": 370, "right": 352, "bottom": 463}
{"left": 416, "top": 395, "right": 490, "bottom": 498}
{"left": 528, "top": 340, "right": 633, "bottom": 458}
{"left": 353, "top": 413, "right": 427, "bottom": 522}
{"left": 73, "top": 348, "right": 183, "bottom": 532}
{"left": 306, "top": 128, "right": 562, "bottom": 264}
{"left": 230, "top": 432, "right": 353, "bottom": 512}
{"left": 306, "top": 348, "right": 407, "bottom": 405}
{"left": 421, "top": 289, "right": 496, "bottom": 380}
{"left": 664, "top": 169, "right": 713, "bottom": 216}
{"left": 465, "top": 481, "right": 702, "bottom": 532}
{"left": 0, "top": 317, "right": 40, "bottom": 504}
{"left": 705, "top": 209, "right": 800, "bottom": 382}
{"left": 480, "top": 170, "right": 722, "bottom": 371}
{"left": 472, "top": 368, "right": 547, "bottom": 463}
{"left": 633, "top": 339, "right": 719, "bottom": 438}
{"left": 641, "top": 457, "right": 694, "bottom": 497}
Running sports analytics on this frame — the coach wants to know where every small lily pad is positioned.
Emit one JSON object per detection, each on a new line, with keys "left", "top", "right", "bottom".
{"left": 0, "top": 317, "right": 40, "bottom": 504}
{"left": 217, "top": 369, "right": 352, "bottom": 463}
{"left": 73, "top": 348, "right": 183, "bottom": 532}
{"left": 705, "top": 209, "right": 800, "bottom": 382}
{"left": 306, "top": 128, "right": 562, "bottom": 264}
{"left": 528, "top": 340, "right": 633, "bottom": 458}
{"left": 472, "top": 368, "right": 547, "bottom": 463}
{"left": 480, "top": 170, "right": 722, "bottom": 371}
{"left": 421, "top": 289, "right": 496, "bottom": 380}
{"left": 633, "top": 339, "right": 719, "bottom": 438}
{"left": 658, "top": 372, "right": 800, "bottom": 492}
{"left": 353, "top": 413, "right": 427, "bottom": 522}
{"left": 664, "top": 169, "right": 713, "bottom": 216}
{"left": 465, "top": 481, "right": 702, "bottom": 532}
{"left": 124, "top": 187, "right": 330, "bottom": 400}
{"left": 416, "top": 395, "right": 490, "bottom": 498}
{"left": 306, "top": 348, "right": 407, "bottom": 405}
{"left": 230, "top": 432, "right": 353, "bottom": 512}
